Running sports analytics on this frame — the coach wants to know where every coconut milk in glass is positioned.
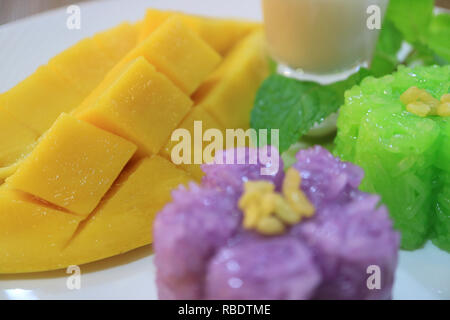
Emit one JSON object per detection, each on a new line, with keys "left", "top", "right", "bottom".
{"left": 262, "top": 0, "right": 389, "bottom": 82}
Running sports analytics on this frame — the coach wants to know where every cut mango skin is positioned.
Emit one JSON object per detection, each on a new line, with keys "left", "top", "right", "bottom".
{"left": 0, "top": 10, "right": 270, "bottom": 273}
{"left": 193, "top": 30, "right": 270, "bottom": 129}
{"left": 139, "top": 9, "right": 261, "bottom": 55}
{"left": 6, "top": 114, "right": 137, "bottom": 216}
{"left": 78, "top": 57, "right": 193, "bottom": 157}
{"left": 0, "top": 188, "right": 82, "bottom": 274}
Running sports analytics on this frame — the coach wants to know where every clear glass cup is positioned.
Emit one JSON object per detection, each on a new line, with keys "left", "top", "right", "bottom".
{"left": 262, "top": 0, "right": 389, "bottom": 83}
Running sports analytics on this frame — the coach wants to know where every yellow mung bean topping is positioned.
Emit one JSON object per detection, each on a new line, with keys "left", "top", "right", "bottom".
{"left": 238, "top": 168, "right": 315, "bottom": 236}
{"left": 401, "top": 87, "right": 450, "bottom": 117}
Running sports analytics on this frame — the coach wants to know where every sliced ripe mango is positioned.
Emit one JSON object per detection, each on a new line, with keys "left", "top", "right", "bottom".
{"left": 0, "top": 66, "right": 85, "bottom": 134}
{"left": 48, "top": 38, "right": 117, "bottom": 96}
{"left": 70, "top": 60, "right": 135, "bottom": 118}
{"left": 93, "top": 22, "right": 139, "bottom": 63}
{"left": 138, "top": 9, "right": 172, "bottom": 41}
{"left": 6, "top": 114, "right": 137, "bottom": 216}
{"left": 61, "top": 156, "right": 191, "bottom": 267}
{"left": 0, "top": 109, "right": 37, "bottom": 168}
{"left": 74, "top": 16, "right": 220, "bottom": 117}
{"left": 115, "top": 15, "right": 221, "bottom": 95}
{"left": 0, "top": 12, "right": 272, "bottom": 273}
{"left": 0, "top": 23, "right": 139, "bottom": 136}
{"left": 160, "top": 106, "right": 225, "bottom": 181}
{"left": 78, "top": 57, "right": 193, "bottom": 156}
{"left": 0, "top": 163, "right": 21, "bottom": 183}
{"left": 0, "top": 188, "right": 82, "bottom": 274}
{"left": 139, "top": 9, "right": 260, "bottom": 55}
{"left": 194, "top": 30, "right": 269, "bottom": 129}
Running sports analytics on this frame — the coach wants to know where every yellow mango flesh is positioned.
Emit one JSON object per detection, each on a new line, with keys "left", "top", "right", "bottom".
{"left": 139, "top": 9, "right": 260, "bottom": 55}
{"left": 0, "top": 163, "right": 21, "bottom": 183}
{"left": 0, "top": 109, "right": 37, "bottom": 168}
{"left": 115, "top": 15, "right": 221, "bottom": 95}
{"left": 0, "top": 188, "right": 82, "bottom": 274}
{"left": 0, "top": 22, "right": 139, "bottom": 138}
{"left": 160, "top": 106, "right": 225, "bottom": 181}
{"left": 0, "top": 66, "right": 85, "bottom": 134}
{"left": 194, "top": 30, "right": 269, "bottom": 129}
{"left": 6, "top": 114, "right": 137, "bottom": 216}
{"left": 78, "top": 57, "right": 193, "bottom": 156}
{"left": 60, "top": 156, "right": 191, "bottom": 267}
{"left": 48, "top": 38, "right": 118, "bottom": 96}
{"left": 73, "top": 16, "right": 220, "bottom": 117}
{"left": 93, "top": 22, "right": 139, "bottom": 63}
{"left": 0, "top": 12, "right": 271, "bottom": 273}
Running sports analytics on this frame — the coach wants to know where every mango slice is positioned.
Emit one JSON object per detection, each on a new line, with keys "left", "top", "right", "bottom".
{"left": 161, "top": 106, "right": 225, "bottom": 180}
{"left": 73, "top": 16, "right": 221, "bottom": 119}
{"left": 0, "top": 188, "right": 82, "bottom": 274}
{"left": 193, "top": 30, "right": 269, "bottom": 129}
{"left": 48, "top": 38, "right": 118, "bottom": 96}
{"left": 0, "top": 109, "right": 37, "bottom": 168}
{"left": 0, "top": 12, "right": 271, "bottom": 273}
{"left": 60, "top": 156, "right": 191, "bottom": 268}
{"left": 0, "top": 66, "right": 85, "bottom": 134}
{"left": 0, "top": 22, "right": 139, "bottom": 136}
{"left": 6, "top": 114, "right": 137, "bottom": 216}
{"left": 78, "top": 57, "right": 193, "bottom": 156}
{"left": 93, "top": 22, "right": 139, "bottom": 63}
{"left": 139, "top": 9, "right": 260, "bottom": 55}
{"left": 0, "top": 163, "right": 21, "bottom": 183}
{"left": 115, "top": 16, "right": 221, "bottom": 95}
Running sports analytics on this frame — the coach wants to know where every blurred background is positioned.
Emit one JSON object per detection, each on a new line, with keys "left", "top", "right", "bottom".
{"left": 0, "top": 0, "right": 91, "bottom": 25}
{"left": 1, "top": 0, "right": 450, "bottom": 25}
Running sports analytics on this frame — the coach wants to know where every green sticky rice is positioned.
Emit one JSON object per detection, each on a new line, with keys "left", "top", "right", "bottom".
{"left": 335, "top": 65, "right": 450, "bottom": 251}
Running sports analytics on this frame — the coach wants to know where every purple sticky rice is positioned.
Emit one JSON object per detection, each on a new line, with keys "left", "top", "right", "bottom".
{"left": 154, "top": 146, "right": 400, "bottom": 300}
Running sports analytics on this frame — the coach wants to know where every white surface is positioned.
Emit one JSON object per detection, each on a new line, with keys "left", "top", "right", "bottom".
{"left": 0, "top": 0, "right": 449, "bottom": 300}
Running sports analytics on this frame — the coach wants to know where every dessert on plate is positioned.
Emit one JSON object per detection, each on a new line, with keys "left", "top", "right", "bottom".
{"left": 154, "top": 146, "right": 400, "bottom": 300}
{"left": 336, "top": 65, "right": 450, "bottom": 251}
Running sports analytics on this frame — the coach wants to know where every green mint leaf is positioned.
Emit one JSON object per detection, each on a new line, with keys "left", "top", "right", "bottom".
{"left": 385, "top": 0, "right": 434, "bottom": 44}
{"left": 267, "top": 57, "right": 278, "bottom": 74}
{"left": 405, "top": 41, "right": 449, "bottom": 66}
{"left": 370, "top": 19, "right": 404, "bottom": 77}
{"left": 251, "top": 69, "right": 371, "bottom": 153}
{"left": 427, "top": 13, "right": 450, "bottom": 62}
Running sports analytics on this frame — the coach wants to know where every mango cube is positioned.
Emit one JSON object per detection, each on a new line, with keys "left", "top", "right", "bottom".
{"left": 7, "top": 114, "right": 137, "bottom": 216}
{"left": 78, "top": 57, "right": 193, "bottom": 156}
{"left": 62, "top": 156, "right": 191, "bottom": 266}
{"left": 116, "top": 15, "right": 221, "bottom": 95}
{"left": 48, "top": 38, "right": 116, "bottom": 96}
{"left": 0, "top": 188, "right": 82, "bottom": 274}
{"left": 194, "top": 31, "right": 269, "bottom": 129}
{"left": 139, "top": 9, "right": 172, "bottom": 41}
{"left": 160, "top": 106, "right": 225, "bottom": 180}
{"left": 0, "top": 66, "right": 85, "bottom": 134}
{"left": 93, "top": 22, "right": 139, "bottom": 63}
{"left": 139, "top": 9, "right": 260, "bottom": 54}
{"left": 0, "top": 109, "right": 37, "bottom": 167}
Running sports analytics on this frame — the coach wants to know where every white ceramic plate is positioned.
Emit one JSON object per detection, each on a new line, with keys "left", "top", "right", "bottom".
{"left": 0, "top": 0, "right": 449, "bottom": 300}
